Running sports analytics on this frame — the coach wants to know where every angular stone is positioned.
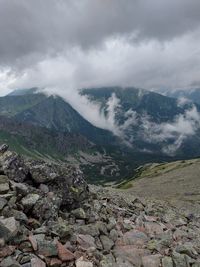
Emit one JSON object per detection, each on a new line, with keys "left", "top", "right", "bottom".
{"left": 0, "top": 175, "right": 9, "bottom": 184}
{"left": 72, "top": 208, "right": 86, "bottom": 219}
{"left": 162, "top": 257, "right": 174, "bottom": 267}
{"left": 21, "top": 194, "right": 40, "bottom": 212}
{"left": 114, "top": 246, "right": 150, "bottom": 266}
{"left": 50, "top": 220, "right": 72, "bottom": 240}
{"left": 0, "top": 197, "right": 7, "bottom": 210}
{"left": 76, "top": 224, "right": 100, "bottom": 237}
{"left": 116, "top": 230, "right": 148, "bottom": 247}
{"left": 96, "top": 221, "right": 108, "bottom": 235}
{"left": 77, "top": 234, "right": 96, "bottom": 250}
{"left": 100, "top": 235, "right": 114, "bottom": 251}
{"left": 76, "top": 257, "right": 93, "bottom": 267}
{"left": 0, "top": 151, "right": 29, "bottom": 182}
{"left": 142, "top": 254, "right": 161, "bottom": 267}
{"left": 0, "top": 256, "right": 21, "bottom": 267}
{"left": 32, "top": 194, "right": 61, "bottom": 222}
{"left": 176, "top": 243, "right": 198, "bottom": 258}
{"left": 110, "top": 229, "right": 118, "bottom": 242}
{"left": 0, "top": 144, "right": 9, "bottom": 154}
{"left": 100, "top": 254, "right": 116, "bottom": 267}
{"left": 28, "top": 235, "right": 37, "bottom": 251}
{"left": 31, "top": 257, "right": 46, "bottom": 267}
{"left": 0, "top": 182, "right": 9, "bottom": 193}
{"left": 144, "top": 222, "right": 164, "bottom": 236}
{"left": 0, "top": 217, "right": 19, "bottom": 241}
{"left": 172, "top": 251, "right": 187, "bottom": 267}
{"left": 57, "top": 241, "right": 75, "bottom": 261}
{"left": 0, "top": 246, "right": 15, "bottom": 258}
{"left": 37, "top": 240, "right": 57, "bottom": 257}
{"left": 11, "top": 182, "right": 29, "bottom": 196}
{"left": 50, "top": 258, "right": 62, "bottom": 267}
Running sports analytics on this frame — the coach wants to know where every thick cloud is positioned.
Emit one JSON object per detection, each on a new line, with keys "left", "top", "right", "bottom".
{"left": 0, "top": 0, "right": 200, "bottom": 66}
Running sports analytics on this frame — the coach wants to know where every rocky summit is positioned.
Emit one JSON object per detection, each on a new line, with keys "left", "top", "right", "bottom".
{"left": 0, "top": 145, "right": 200, "bottom": 266}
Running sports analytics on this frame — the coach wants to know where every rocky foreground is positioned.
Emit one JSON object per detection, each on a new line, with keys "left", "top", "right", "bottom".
{"left": 0, "top": 145, "right": 200, "bottom": 267}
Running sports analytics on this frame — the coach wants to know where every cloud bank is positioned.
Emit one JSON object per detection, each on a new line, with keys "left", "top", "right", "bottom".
{"left": 0, "top": 0, "right": 200, "bottom": 94}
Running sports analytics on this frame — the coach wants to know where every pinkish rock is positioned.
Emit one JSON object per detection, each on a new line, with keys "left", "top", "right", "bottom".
{"left": 31, "top": 257, "right": 46, "bottom": 267}
{"left": 57, "top": 241, "right": 75, "bottom": 262}
{"left": 114, "top": 245, "right": 150, "bottom": 266}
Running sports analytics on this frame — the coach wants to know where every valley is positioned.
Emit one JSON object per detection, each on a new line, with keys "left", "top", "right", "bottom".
{"left": 0, "top": 87, "right": 200, "bottom": 183}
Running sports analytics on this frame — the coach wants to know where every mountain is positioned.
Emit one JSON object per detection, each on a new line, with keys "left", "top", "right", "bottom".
{"left": 162, "top": 87, "right": 200, "bottom": 105}
{"left": 1, "top": 86, "right": 200, "bottom": 182}
{"left": 0, "top": 91, "right": 134, "bottom": 182}
{"left": 82, "top": 86, "right": 200, "bottom": 157}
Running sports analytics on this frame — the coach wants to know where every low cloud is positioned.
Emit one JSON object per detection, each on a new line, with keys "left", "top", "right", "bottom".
{"left": 96, "top": 94, "right": 200, "bottom": 154}
{"left": 141, "top": 105, "right": 200, "bottom": 155}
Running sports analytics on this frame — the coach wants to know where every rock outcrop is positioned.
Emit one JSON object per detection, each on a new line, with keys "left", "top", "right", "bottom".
{"left": 0, "top": 144, "right": 200, "bottom": 266}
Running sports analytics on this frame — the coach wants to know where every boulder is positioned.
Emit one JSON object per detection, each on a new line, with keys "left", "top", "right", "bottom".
{"left": 0, "top": 150, "right": 29, "bottom": 182}
{"left": 0, "top": 144, "right": 9, "bottom": 154}
{"left": 72, "top": 208, "right": 86, "bottom": 219}
{"left": 31, "top": 257, "right": 46, "bottom": 267}
{"left": 172, "top": 251, "right": 188, "bottom": 267}
{"left": 0, "top": 256, "right": 21, "bottom": 267}
{"left": 0, "top": 197, "right": 7, "bottom": 210}
{"left": 57, "top": 241, "right": 75, "bottom": 261}
{"left": 76, "top": 257, "right": 93, "bottom": 267}
{"left": 0, "top": 217, "right": 19, "bottom": 242}
{"left": 32, "top": 193, "right": 61, "bottom": 221}
{"left": 37, "top": 240, "right": 58, "bottom": 257}
{"left": 162, "top": 256, "right": 174, "bottom": 267}
{"left": 76, "top": 234, "right": 96, "bottom": 250}
{"left": 142, "top": 254, "right": 161, "bottom": 267}
{"left": 21, "top": 194, "right": 40, "bottom": 212}
{"left": 100, "top": 235, "right": 114, "bottom": 251}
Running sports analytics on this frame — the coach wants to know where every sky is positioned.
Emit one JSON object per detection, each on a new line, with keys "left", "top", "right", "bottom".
{"left": 0, "top": 0, "right": 200, "bottom": 96}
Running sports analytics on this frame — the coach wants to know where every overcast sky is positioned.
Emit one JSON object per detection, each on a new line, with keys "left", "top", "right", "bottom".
{"left": 0, "top": 0, "right": 200, "bottom": 96}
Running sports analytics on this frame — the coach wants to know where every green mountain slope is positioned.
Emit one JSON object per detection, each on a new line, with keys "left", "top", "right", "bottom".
{"left": 1, "top": 86, "right": 200, "bottom": 183}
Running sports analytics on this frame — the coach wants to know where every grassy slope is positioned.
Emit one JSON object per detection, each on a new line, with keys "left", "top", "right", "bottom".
{"left": 117, "top": 158, "right": 200, "bottom": 201}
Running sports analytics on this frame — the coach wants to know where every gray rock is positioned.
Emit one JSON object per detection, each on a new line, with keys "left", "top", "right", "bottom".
{"left": 162, "top": 257, "right": 174, "bottom": 267}
{"left": 0, "top": 217, "right": 19, "bottom": 242}
{"left": 0, "top": 175, "right": 9, "bottom": 184}
{"left": 110, "top": 229, "right": 118, "bottom": 242}
{"left": 0, "top": 144, "right": 9, "bottom": 154}
{"left": 142, "top": 255, "right": 161, "bottom": 267}
{"left": 8, "top": 209, "right": 28, "bottom": 223}
{"left": 172, "top": 251, "right": 188, "bottom": 267}
{"left": 76, "top": 257, "right": 93, "bottom": 267}
{"left": 37, "top": 240, "right": 58, "bottom": 257}
{"left": 21, "top": 193, "right": 40, "bottom": 212}
{"left": 176, "top": 243, "right": 198, "bottom": 258}
{"left": 76, "top": 224, "right": 100, "bottom": 237}
{"left": 0, "top": 197, "right": 7, "bottom": 210}
{"left": 76, "top": 234, "right": 96, "bottom": 250}
{"left": 0, "top": 151, "right": 29, "bottom": 182}
{"left": 0, "top": 256, "right": 21, "bottom": 267}
{"left": 72, "top": 208, "right": 86, "bottom": 219}
{"left": 32, "top": 193, "right": 61, "bottom": 222}
{"left": 100, "top": 254, "right": 116, "bottom": 267}
{"left": 0, "top": 183, "right": 9, "bottom": 194}
{"left": 49, "top": 220, "right": 72, "bottom": 240}
{"left": 100, "top": 235, "right": 114, "bottom": 251}
{"left": 11, "top": 182, "right": 29, "bottom": 196}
